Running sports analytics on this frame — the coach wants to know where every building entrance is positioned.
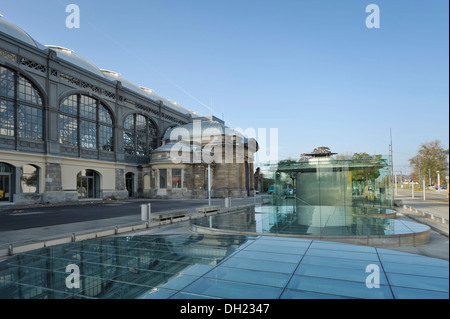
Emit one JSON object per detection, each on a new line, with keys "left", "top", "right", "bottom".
{"left": 0, "top": 174, "right": 11, "bottom": 202}
{"left": 126, "top": 172, "right": 134, "bottom": 197}
{"left": 77, "top": 170, "right": 100, "bottom": 199}
{"left": 0, "top": 163, "right": 14, "bottom": 202}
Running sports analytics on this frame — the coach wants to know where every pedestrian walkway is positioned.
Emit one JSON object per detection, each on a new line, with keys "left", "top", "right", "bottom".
{"left": 394, "top": 189, "right": 449, "bottom": 237}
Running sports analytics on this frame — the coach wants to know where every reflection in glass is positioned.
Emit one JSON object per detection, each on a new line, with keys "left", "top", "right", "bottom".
{"left": 192, "top": 205, "right": 429, "bottom": 237}
{"left": 59, "top": 94, "right": 114, "bottom": 151}
{"left": 0, "top": 66, "right": 43, "bottom": 140}
{"left": 0, "top": 100, "right": 14, "bottom": 137}
{"left": 18, "top": 76, "right": 42, "bottom": 105}
{"left": 172, "top": 169, "right": 182, "bottom": 188}
{"left": 0, "top": 234, "right": 247, "bottom": 299}
{"left": 18, "top": 105, "right": 43, "bottom": 140}
{"left": 59, "top": 115, "right": 78, "bottom": 146}
{"left": 159, "top": 169, "right": 167, "bottom": 189}
{"left": 123, "top": 113, "right": 158, "bottom": 157}
{"left": 0, "top": 66, "right": 15, "bottom": 99}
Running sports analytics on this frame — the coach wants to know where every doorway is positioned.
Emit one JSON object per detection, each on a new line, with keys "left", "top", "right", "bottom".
{"left": 77, "top": 170, "right": 100, "bottom": 199}
{"left": 126, "top": 172, "right": 134, "bottom": 197}
{"left": 0, "top": 163, "right": 14, "bottom": 202}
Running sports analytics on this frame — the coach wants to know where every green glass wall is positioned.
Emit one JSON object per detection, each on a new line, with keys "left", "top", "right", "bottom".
{"left": 267, "top": 155, "right": 393, "bottom": 208}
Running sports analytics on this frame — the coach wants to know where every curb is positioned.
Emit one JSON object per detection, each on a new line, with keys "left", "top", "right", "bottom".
{"left": 398, "top": 206, "right": 449, "bottom": 238}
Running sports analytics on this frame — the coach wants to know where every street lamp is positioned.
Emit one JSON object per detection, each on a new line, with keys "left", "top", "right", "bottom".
{"left": 200, "top": 149, "right": 215, "bottom": 207}
{"left": 437, "top": 171, "right": 440, "bottom": 193}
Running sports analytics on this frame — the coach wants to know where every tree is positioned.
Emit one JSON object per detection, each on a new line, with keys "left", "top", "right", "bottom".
{"left": 409, "top": 140, "right": 449, "bottom": 185}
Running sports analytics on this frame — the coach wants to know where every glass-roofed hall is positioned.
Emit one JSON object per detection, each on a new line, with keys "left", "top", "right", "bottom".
{"left": 0, "top": 17, "right": 257, "bottom": 205}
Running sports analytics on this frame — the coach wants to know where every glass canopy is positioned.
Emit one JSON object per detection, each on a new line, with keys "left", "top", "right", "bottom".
{"left": 0, "top": 234, "right": 447, "bottom": 299}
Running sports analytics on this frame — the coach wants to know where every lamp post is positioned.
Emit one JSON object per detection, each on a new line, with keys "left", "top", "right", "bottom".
{"left": 423, "top": 175, "right": 426, "bottom": 201}
{"left": 208, "top": 163, "right": 211, "bottom": 206}
{"left": 201, "top": 149, "right": 214, "bottom": 207}
{"left": 437, "top": 171, "right": 440, "bottom": 193}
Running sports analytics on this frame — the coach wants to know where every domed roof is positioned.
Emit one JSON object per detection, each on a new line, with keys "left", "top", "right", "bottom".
{"left": 163, "top": 120, "right": 246, "bottom": 142}
{"left": 46, "top": 45, "right": 106, "bottom": 78}
{"left": 0, "top": 18, "right": 46, "bottom": 50}
{"left": 100, "top": 69, "right": 195, "bottom": 116}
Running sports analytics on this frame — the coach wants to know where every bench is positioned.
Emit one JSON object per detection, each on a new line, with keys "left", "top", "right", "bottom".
{"left": 157, "top": 210, "right": 188, "bottom": 222}
{"left": 196, "top": 206, "right": 221, "bottom": 215}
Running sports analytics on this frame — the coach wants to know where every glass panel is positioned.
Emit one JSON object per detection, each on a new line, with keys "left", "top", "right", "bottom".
{"left": 141, "top": 288, "right": 177, "bottom": 299}
{"left": 386, "top": 272, "right": 449, "bottom": 292}
{"left": 123, "top": 115, "right": 134, "bottom": 130}
{"left": 305, "top": 248, "right": 380, "bottom": 262}
{"left": 295, "top": 264, "right": 389, "bottom": 285}
{"left": 183, "top": 277, "right": 283, "bottom": 299}
{"left": 287, "top": 275, "right": 393, "bottom": 299}
{"left": 0, "top": 100, "right": 15, "bottom": 136}
{"left": 18, "top": 105, "right": 42, "bottom": 140}
{"left": 391, "top": 286, "right": 450, "bottom": 299}
{"left": 0, "top": 66, "right": 15, "bottom": 98}
{"left": 172, "top": 169, "right": 182, "bottom": 188}
{"left": 21, "top": 164, "right": 38, "bottom": 193}
{"left": 18, "top": 76, "right": 42, "bottom": 105}
{"left": 123, "top": 131, "right": 135, "bottom": 155}
{"left": 233, "top": 250, "right": 303, "bottom": 264}
{"left": 0, "top": 174, "right": 11, "bottom": 202}
{"left": 136, "top": 132, "right": 147, "bottom": 156}
{"left": 148, "top": 119, "right": 158, "bottom": 136}
{"left": 59, "top": 115, "right": 78, "bottom": 146}
{"left": 80, "top": 120, "right": 96, "bottom": 149}
{"left": 135, "top": 114, "right": 146, "bottom": 132}
{"left": 205, "top": 266, "right": 291, "bottom": 288}
{"left": 0, "top": 162, "right": 13, "bottom": 173}
{"left": 99, "top": 125, "right": 113, "bottom": 151}
{"left": 158, "top": 274, "right": 199, "bottom": 290}
{"left": 220, "top": 256, "right": 298, "bottom": 274}
{"left": 159, "top": 169, "right": 167, "bottom": 189}
{"left": 60, "top": 95, "right": 78, "bottom": 115}
{"left": 281, "top": 289, "right": 349, "bottom": 299}
{"left": 170, "top": 292, "right": 221, "bottom": 299}
{"left": 79, "top": 95, "right": 96, "bottom": 120}
{"left": 98, "top": 103, "right": 112, "bottom": 125}
{"left": 382, "top": 262, "right": 449, "bottom": 278}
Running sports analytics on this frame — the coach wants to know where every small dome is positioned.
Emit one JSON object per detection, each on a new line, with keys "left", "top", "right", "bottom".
{"left": 163, "top": 120, "right": 245, "bottom": 142}
{"left": 0, "top": 18, "right": 46, "bottom": 49}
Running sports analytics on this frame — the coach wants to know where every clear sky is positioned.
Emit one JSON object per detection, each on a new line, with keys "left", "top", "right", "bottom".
{"left": 1, "top": 0, "right": 448, "bottom": 174}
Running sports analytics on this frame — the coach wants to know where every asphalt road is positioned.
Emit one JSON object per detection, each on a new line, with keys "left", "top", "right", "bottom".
{"left": 0, "top": 198, "right": 224, "bottom": 231}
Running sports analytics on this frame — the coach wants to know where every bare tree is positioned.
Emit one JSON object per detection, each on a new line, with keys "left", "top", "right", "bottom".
{"left": 409, "top": 140, "right": 449, "bottom": 185}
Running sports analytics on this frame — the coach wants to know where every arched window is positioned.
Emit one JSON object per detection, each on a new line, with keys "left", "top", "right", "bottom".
{"left": 0, "top": 65, "right": 43, "bottom": 140}
{"left": 59, "top": 94, "right": 114, "bottom": 151}
{"left": 123, "top": 113, "right": 158, "bottom": 156}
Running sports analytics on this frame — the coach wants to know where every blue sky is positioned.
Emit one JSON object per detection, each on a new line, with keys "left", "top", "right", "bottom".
{"left": 1, "top": 0, "right": 448, "bottom": 174}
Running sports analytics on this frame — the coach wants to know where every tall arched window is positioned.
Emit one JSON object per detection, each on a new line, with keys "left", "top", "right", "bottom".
{"left": 0, "top": 65, "right": 43, "bottom": 140}
{"left": 123, "top": 114, "right": 158, "bottom": 156}
{"left": 59, "top": 94, "right": 114, "bottom": 151}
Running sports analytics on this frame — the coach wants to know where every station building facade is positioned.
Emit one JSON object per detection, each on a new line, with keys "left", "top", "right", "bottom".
{"left": 0, "top": 18, "right": 256, "bottom": 204}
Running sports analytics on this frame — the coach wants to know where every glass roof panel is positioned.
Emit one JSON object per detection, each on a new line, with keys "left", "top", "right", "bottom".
{"left": 0, "top": 234, "right": 448, "bottom": 299}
